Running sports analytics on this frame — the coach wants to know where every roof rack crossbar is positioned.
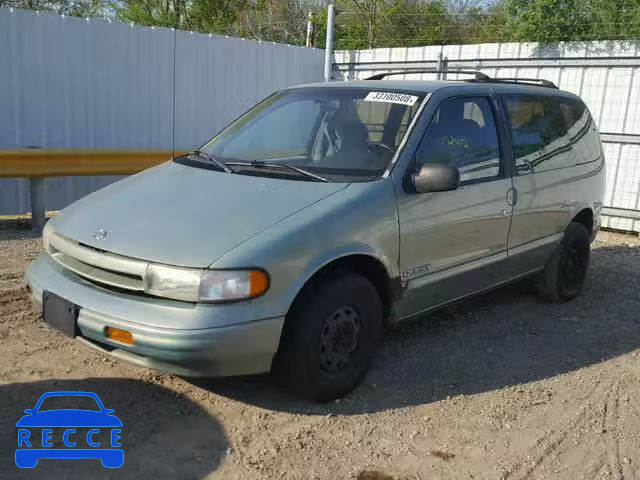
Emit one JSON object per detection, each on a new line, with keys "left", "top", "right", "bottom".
{"left": 365, "top": 69, "right": 490, "bottom": 81}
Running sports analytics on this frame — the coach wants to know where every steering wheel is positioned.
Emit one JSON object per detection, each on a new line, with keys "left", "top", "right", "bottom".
{"left": 368, "top": 142, "right": 395, "bottom": 155}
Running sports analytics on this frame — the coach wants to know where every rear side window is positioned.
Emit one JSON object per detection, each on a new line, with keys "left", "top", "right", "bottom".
{"left": 559, "top": 97, "right": 602, "bottom": 166}
{"left": 503, "top": 94, "right": 576, "bottom": 174}
{"left": 415, "top": 96, "right": 501, "bottom": 183}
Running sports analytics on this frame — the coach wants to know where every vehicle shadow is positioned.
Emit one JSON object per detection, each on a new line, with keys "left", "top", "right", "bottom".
{"left": 194, "top": 243, "right": 640, "bottom": 415}
{"left": 0, "top": 378, "right": 228, "bottom": 479}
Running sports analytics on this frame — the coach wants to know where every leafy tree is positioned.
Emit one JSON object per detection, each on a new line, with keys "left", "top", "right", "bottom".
{"left": 0, "top": 0, "right": 107, "bottom": 17}
{"left": 505, "top": 0, "right": 640, "bottom": 42}
{"left": 506, "top": 0, "right": 593, "bottom": 42}
{"left": 3, "top": 0, "right": 639, "bottom": 46}
{"left": 189, "top": 0, "right": 244, "bottom": 34}
{"left": 114, "top": 0, "right": 187, "bottom": 28}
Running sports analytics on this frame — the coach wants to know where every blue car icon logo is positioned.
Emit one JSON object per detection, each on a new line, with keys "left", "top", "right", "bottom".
{"left": 15, "top": 391, "right": 123, "bottom": 468}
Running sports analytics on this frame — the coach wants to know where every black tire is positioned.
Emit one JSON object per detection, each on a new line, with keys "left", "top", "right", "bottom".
{"left": 273, "top": 272, "right": 384, "bottom": 402}
{"left": 537, "top": 222, "right": 591, "bottom": 302}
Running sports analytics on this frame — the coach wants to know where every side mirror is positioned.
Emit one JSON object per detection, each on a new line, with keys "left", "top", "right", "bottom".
{"left": 411, "top": 164, "right": 460, "bottom": 193}
{"left": 105, "top": 409, "right": 115, "bottom": 414}
{"left": 24, "top": 409, "right": 33, "bottom": 414}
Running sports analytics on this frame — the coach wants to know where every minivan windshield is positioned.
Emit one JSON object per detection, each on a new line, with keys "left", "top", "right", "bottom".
{"left": 186, "top": 87, "right": 425, "bottom": 182}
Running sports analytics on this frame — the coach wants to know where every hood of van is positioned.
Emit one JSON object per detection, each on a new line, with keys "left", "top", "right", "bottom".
{"left": 53, "top": 161, "right": 348, "bottom": 267}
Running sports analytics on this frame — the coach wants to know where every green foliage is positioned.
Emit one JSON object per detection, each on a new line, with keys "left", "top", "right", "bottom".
{"left": 115, "top": 0, "right": 186, "bottom": 28}
{"left": 2, "top": 0, "right": 639, "bottom": 46}
{"left": 506, "top": 0, "right": 640, "bottom": 42}
{"left": 0, "top": 0, "right": 106, "bottom": 17}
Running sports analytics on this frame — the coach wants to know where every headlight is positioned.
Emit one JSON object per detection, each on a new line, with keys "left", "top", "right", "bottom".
{"left": 143, "top": 264, "right": 269, "bottom": 302}
{"left": 42, "top": 221, "right": 54, "bottom": 253}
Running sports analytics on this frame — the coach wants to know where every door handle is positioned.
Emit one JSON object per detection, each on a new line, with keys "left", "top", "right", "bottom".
{"left": 506, "top": 188, "right": 518, "bottom": 206}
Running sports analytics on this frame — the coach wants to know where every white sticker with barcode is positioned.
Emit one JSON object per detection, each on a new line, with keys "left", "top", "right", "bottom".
{"left": 364, "top": 91, "right": 418, "bottom": 106}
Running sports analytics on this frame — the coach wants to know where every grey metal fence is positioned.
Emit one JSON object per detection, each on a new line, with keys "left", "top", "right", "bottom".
{"left": 0, "top": 8, "right": 325, "bottom": 215}
{"left": 334, "top": 42, "right": 640, "bottom": 233}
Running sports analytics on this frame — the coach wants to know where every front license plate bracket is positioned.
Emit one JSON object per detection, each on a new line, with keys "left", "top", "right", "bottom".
{"left": 42, "top": 291, "right": 79, "bottom": 338}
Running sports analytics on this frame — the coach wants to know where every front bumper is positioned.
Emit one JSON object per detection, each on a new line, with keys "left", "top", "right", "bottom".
{"left": 25, "top": 253, "right": 285, "bottom": 377}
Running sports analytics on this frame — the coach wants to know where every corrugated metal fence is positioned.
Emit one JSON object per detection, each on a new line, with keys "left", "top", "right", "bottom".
{"left": 0, "top": 8, "right": 324, "bottom": 215}
{"left": 334, "top": 42, "right": 640, "bottom": 232}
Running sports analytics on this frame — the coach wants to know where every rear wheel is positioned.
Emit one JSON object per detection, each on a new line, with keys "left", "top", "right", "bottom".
{"left": 273, "top": 272, "right": 383, "bottom": 402}
{"left": 537, "top": 222, "right": 591, "bottom": 302}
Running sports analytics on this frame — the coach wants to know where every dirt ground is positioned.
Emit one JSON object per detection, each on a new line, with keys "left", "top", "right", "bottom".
{"left": 1, "top": 225, "right": 640, "bottom": 480}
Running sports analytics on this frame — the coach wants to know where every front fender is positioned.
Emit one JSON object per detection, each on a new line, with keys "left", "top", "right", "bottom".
{"left": 211, "top": 180, "right": 400, "bottom": 320}
{"left": 281, "top": 243, "right": 396, "bottom": 313}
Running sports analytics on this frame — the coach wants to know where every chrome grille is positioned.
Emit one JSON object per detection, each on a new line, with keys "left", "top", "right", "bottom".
{"left": 47, "top": 232, "right": 148, "bottom": 291}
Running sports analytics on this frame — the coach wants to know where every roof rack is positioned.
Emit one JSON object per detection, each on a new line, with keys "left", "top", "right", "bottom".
{"left": 364, "top": 69, "right": 558, "bottom": 89}
{"left": 365, "top": 69, "right": 489, "bottom": 81}
{"left": 482, "top": 77, "right": 558, "bottom": 89}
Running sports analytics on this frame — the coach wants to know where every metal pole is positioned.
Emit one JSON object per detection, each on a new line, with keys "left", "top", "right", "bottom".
{"left": 30, "top": 178, "right": 46, "bottom": 233}
{"left": 436, "top": 52, "right": 443, "bottom": 80}
{"left": 323, "top": 4, "right": 335, "bottom": 82}
{"left": 306, "top": 11, "right": 314, "bottom": 47}
{"left": 442, "top": 56, "right": 449, "bottom": 80}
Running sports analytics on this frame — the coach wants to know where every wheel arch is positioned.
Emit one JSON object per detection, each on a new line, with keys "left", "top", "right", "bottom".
{"left": 571, "top": 207, "right": 594, "bottom": 236}
{"left": 273, "top": 251, "right": 397, "bottom": 371}
{"left": 284, "top": 250, "right": 399, "bottom": 327}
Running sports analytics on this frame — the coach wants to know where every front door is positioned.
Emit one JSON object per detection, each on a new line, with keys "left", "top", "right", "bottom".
{"left": 394, "top": 94, "right": 513, "bottom": 319}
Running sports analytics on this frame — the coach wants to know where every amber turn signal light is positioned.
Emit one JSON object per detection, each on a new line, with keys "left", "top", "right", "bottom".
{"left": 249, "top": 270, "right": 270, "bottom": 298}
{"left": 105, "top": 326, "right": 134, "bottom": 345}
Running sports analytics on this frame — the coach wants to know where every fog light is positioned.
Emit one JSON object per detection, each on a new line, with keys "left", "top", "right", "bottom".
{"left": 105, "top": 327, "right": 133, "bottom": 345}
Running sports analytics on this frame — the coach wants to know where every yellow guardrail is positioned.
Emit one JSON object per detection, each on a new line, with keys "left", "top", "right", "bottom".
{"left": 0, "top": 149, "right": 186, "bottom": 231}
{"left": 0, "top": 150, "right": 179, "bottom": 178}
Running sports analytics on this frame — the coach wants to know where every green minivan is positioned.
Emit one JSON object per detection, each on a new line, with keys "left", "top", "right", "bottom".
{"left": 26, "top": 72, "right": 605, "bottom": 401}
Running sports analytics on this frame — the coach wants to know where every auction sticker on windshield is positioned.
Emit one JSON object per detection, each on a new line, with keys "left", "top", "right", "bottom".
{"left": 364, "top": 91, "right": 418, "bottom": 106}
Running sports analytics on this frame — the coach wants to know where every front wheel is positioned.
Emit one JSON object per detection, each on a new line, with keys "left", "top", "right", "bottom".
{"left": 273, "top": 273, "right": 384, "bottom": 402}
{"left": 537, "top": 222, "right": 591, "bottom": 302}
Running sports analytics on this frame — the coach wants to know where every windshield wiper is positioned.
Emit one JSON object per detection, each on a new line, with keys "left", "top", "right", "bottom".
{"left": 188, "top": 150, "right": 233, "bottom": 173}
{"left": 227, "top": 161, "right": 329, "bottom": 182}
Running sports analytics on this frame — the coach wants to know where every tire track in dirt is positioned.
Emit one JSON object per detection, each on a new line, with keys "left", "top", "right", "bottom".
{"left": 613, "top": 377, "right": 640, "bottom": 480}
{"left": 603, "top": 381, "right": 624, "bottom": 479}
{"left": 0, "top": 288, "right": 29, "bottom": 319}
{"left": 503, "top": 379, "right": 608, "bottom": 480}
{"left": 0, "top": 271, "right": 22, "bottom": 280}
{"left": 0, "top": 271, "right": 22, "bottom": 292}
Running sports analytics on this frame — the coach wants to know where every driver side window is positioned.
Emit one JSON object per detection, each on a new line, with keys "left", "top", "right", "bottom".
{"left": 415, "top": 96, "right": 501, "bottom": 183}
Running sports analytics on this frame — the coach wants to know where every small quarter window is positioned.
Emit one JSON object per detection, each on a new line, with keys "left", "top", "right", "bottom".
{"left": 559, "top": 97, "right": 601, "bottom": 166}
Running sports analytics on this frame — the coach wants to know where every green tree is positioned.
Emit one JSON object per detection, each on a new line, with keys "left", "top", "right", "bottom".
{"left": 0, "top": 0, "right": 107, "bottom": 17}
{"left": 506, "top": 0, "right": 593, "bottom": 42}
{"left": 505, "top": 0, "right": 640, "bottom": 42}
{"left": 189, "top": 0, "right": 244, "bottom": 34}
{"left": 114, "top": 0, "right": 188, "bottom": 29}
{"left": 4, "top": 0, "right": 639, "bottom": 46}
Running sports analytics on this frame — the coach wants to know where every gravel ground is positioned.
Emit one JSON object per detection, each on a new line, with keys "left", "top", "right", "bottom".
{"left": 1, "top": 224, "right": 640, "bottom": 480}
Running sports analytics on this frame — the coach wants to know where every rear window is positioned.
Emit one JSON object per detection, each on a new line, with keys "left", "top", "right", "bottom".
{"left": 503, "top": 94, "right": 575, "bottom": 173}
